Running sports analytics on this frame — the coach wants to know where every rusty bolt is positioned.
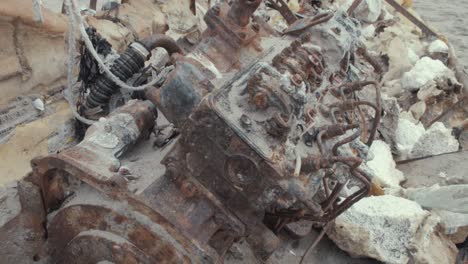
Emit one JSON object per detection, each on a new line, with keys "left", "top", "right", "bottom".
{"left": 181, "top": 180, "right": 197, "bottom": 198}
{"left": 290, "top": 74, "right": 303, "bottom": 87}
{"left": 253, "top": 92, "right": 268, "bottom": 109}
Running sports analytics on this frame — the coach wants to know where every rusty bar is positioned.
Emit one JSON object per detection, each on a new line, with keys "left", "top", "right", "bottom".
{"left": 347, "top": 0, "right": 363, "bottom": 15}
{"left": 266, "top": 0, "right": 297, "bottom": 25}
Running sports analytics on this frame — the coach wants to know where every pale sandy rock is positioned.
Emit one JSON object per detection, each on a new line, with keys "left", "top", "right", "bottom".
{"left": 0, "top": 23, "right": 22, "bottom": 81}
{"left": 410, "top": 122, "right": 460, "bottom": 158}
{"left": 367, "top": 140, "right": 405, "bottom": 188}
{"left": 328, "top": 195, "right": 458, "bottom": 264}
{"left": 87, "top": 17, "right": 133, "bottom": 52}
{"left": 0, "top": 2, "right": 68, "bottom": 106}
{"left": 161, "top": 0, "right": 198, "bottom": 38}
{"left": 401, "top": 57, "right": 452, "bottom": 92}
{"left": 0, "top": 0, "right": 68, "bottom": 34}
{"left": 409, "top": 101, "right": 426, "bottom": 120}
{"left": 98, "top": 0, "right": 168, "bottom": 39}
{"left": 0, "top": 101, "right": 73, "bottom": 186}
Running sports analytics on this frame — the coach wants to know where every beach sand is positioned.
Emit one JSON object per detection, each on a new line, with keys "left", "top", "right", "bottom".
{"left": 414, "top": 0, "right": 468, "bottom": 69}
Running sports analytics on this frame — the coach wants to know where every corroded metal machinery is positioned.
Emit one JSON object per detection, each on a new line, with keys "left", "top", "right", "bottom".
{"left": 1, "top": 1, "right": 384, "bottom": 263}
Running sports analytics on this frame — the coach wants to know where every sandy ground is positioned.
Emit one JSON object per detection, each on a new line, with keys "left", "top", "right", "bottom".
{"left": 413, "top": 0, "right": 468, "bottom": 70}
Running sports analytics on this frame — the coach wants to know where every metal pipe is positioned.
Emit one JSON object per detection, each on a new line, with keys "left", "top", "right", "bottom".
{"left": 139, "top": 34, "right": 183, "bottom": 55}
{"left": 347, "top": 0, "right": 363, "bottom": 15}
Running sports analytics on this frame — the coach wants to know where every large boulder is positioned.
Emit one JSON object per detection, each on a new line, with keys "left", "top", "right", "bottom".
{"left": 327, "top": 195, "right": 458, "bottom": 264}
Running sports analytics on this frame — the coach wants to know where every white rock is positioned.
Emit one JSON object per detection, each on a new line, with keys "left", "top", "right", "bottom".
{"left": 401, "top": 57, "right": 451, "bottom": 92}
{"left": 407, "top": 48, "right": 420, "bottom": 65}
{"left": 32, "top": 98, "right": 45, "bottom": 111}
{"left": 395, "top": 117, "right": 425, "bottom": 157}
{"left": 361, "top": 24, "right": 376, "bottom": 39}
{"left": 366, "top": 140, "right": 405, "bottom": 187}
{"left": 410, "top": 122, "right": 459, "bottom": 158}
{"left": 328, "top": 195, "right": 458, "bottom": 264}
{"left": 428, "top": 39, "right": 449, "bottom": 54}
{"left": 354, "top": 0, "right": 383, "bottom": 24}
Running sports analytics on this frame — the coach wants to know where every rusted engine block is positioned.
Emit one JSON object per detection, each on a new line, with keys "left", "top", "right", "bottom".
{"left": 1, "top": 1, "right": 383, "bottom": 263}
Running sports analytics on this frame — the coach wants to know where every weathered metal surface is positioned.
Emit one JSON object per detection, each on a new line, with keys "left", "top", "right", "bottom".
{"left": 0, "top": 180, "right": 45, "bottom": 263}
{"left": 4, "top": 1, "right": 386, "bottom": 262}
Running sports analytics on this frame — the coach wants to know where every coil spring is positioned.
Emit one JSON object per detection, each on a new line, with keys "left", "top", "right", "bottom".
{"left": 85, "top": 46, "right": 146, "bottom": 109}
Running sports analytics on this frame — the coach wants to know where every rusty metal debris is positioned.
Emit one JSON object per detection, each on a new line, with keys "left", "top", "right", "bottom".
{"left": 2, "top": 0, "right": 390, "bottom": 262}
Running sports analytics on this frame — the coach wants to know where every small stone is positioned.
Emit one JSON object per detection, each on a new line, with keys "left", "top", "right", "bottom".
{"left": 439, "top": 172, "right": 447, "bottom": 179}
{"left": 32, "top": 98, "right": 44, "bottom": 112}
{"left": 428, "top": 39, "right": 449, "bottom": 55}
{"left": 366, "top": 140, "right": 405, "bottom": 188}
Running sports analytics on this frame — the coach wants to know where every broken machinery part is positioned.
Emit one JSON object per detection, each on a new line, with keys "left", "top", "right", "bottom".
{"left": 2, "top": 0, "right": 387, "bottom": 263}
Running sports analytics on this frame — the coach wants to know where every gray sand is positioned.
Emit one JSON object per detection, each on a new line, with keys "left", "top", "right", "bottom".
{"left": 414, "top": 0, "right": 468, "bottom": 69}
